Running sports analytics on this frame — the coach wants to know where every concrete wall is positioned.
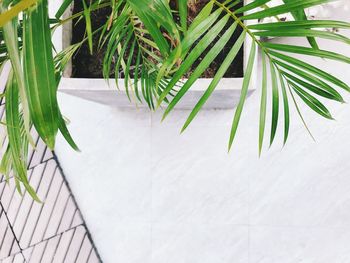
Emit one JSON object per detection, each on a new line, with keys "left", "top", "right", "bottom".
{"left": 54, "top": 5, "right": 350, "bottom": 263}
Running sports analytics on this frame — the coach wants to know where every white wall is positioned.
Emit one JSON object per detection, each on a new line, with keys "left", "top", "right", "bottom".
{"left": 55, "top": 6, "right": 350, "bottom": 263}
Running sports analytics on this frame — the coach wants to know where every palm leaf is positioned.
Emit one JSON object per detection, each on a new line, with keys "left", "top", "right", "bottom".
{"left": 278, "top": 72, "right": 290, "bottom": 145}
{"left": 1, "top": 3, "right": 33, "bottom": 145}
{"left": 282, "top": 0, "right": 319, "bottom": 49}
{"left": 23, "top": 0, "right": 60, "bottom": 149}
{"left": 182, "top": 30, "right": 247, "bottom": 132}
{"left": 5, "top": 71, "right": 40, "bottom": 201}
{"left": 259, "top": 52, "right": 267, "bottom": 155}
{"left": 0, "top": 0, "right": 37, "bottom": 27}
{"left": 152, "top": 0, "right": 350, "bottom": 153}
{"left": 229, "top": 41, "right": 256, "bottom": 151}
{"left": 269, "top": 62, "right": 279, "bottom": 146}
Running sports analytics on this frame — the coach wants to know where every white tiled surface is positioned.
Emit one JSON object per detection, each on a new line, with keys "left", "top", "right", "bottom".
{"left": 152, "top": 224, "right": 249, "bottom": 263}
{"left": 56, "top": 91, "right": 350, "bottom": 263}
{"left": 250, "top": 226, "right": 350, "bottom": 263}
{"left": 54, "top": 7, "right": 350, "bottom": 263}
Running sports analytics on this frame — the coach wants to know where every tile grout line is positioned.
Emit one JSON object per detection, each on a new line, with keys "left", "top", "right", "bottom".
{"left": 26, "top": 223, "right": 85, "bottom": 250}
{"left": 61, "top": 226, "right": 77, "bottom": 263}
{"left": 73, "top": 232, "right": 88, "bottom": 263}
{"left": 26, "top": 135, "right": 41, "bottom": 170}
{"left": 53, "top": 152, "right": 103, "bottom": 263}
{"left": 5, "top": 224, "right": 92, "bottom": 262}
{"left": 0, "top": 201, "right": 21, "bottom": 260}
{"left": 39, "top": 177, "right": 64, "bottom": 242}
{"left": 17, "top": 162, "right": 49, "bottom": 245}
{"left": 27, "top": 165, "right": 58, "bottom": 247}
{"left": 37, "top": 239, "right": 49, "bottom": 263}
{"left": 11, "top": 167, "right": 43, "bottom": 248}
{"left": 53, "top": 192, "right": 71, "bottom": 237}
{"left": 0, "top": 157, "right": 54, "bottom": 187}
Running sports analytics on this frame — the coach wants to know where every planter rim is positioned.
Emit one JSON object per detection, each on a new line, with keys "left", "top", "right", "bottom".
{"left": 58, "top": 77, "right": 255, "bottom": 110}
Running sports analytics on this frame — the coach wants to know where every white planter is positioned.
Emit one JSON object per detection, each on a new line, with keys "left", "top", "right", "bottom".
{"left": 54, "top": 0, "right": 258, "bottom": 110}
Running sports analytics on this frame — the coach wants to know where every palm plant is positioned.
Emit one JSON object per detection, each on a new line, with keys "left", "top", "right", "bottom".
{"left": 1, "top": 0, "right": 350, "bottom": 199}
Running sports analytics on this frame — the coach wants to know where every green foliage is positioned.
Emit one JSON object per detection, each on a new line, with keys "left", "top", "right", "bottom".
{"left": 1, "top": 0, "right": 350, "bottom": 199}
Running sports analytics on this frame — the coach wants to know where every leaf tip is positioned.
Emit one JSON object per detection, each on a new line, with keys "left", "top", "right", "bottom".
{"left": 156, "top": 100, "right": 162, "bottom": 110}
{"left": 227, "top": 140, "right": 233, "bottom": 154}
{"left": 74, "top": 147, "right": 82, "bottom": 153}
{"left": 283, "top": 138, "right": 288, "bottom": 147}
{"left": 160, "top": 114, "right": 166, "bottom": 123}
{"left": 45, "top": 137, "right": 56, "bottom": 150}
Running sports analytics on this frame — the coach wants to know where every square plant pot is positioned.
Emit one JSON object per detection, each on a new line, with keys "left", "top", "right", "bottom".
{"left": 56, "top": 0, "right": 258, "bottom": 110}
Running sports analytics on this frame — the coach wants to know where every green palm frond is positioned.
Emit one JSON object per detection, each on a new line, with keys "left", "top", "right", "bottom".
{"left": 0, "top": 0, "right": 79, "bottom": 199}
{"left": 0, "top": 0, "right": 37, "bottom": 27}
{"left": 100, "top": 0, "right": 179, "bottom": 108}
{"left": 154, "top": 0, "right": 350, "bottom": 152}
{"left": 1, "top": 0, "right": 350, "bottom": 199}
